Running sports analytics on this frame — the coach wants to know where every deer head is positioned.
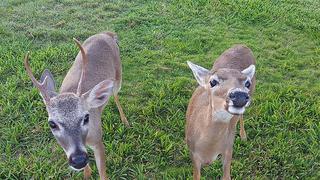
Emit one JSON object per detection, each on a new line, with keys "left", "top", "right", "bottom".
{"left": 24, "top": 39, "right": 114, "bottom": 170}
{"left": 187, "top": 61, "right": 255, "bottom": 116}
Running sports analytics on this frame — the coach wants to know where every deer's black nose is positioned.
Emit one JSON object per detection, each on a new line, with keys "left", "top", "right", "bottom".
{"left": 69, "top": 152, "right": 88, "bottom": 169}
{"left": 229, "top": 91, "right": 249, "bottom": 108}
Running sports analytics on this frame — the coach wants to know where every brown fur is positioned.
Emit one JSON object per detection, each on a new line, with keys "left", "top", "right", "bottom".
{"left": 60, "top": 32, "right": 129, "bottom": 179}
{"left": 61, "top": 32, "right": 122, "bottom": 94}
{"left": 213, "top": 44, "right": 256, "bottom": 95}
{"left": 24, "top": 32, "right": 129, "bottom": 180}
{"left": 186, "top": 44, "right": 256, "bottom": 180}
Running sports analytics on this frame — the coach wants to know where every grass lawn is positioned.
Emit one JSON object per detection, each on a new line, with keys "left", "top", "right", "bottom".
{"left": 0, "top": 0, "right": 319, "bottom": 179}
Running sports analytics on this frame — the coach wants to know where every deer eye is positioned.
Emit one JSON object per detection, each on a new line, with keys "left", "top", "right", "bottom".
{"left": 245, "top": 81, "right": 251, "bottom": 88}
{"left": 210, "top": 79, "right": 219, "bottom": 87}
{"left": 83, "top": 114, "right": 89, "bottom": 125}
{"left": 48, "top": 121, "right": 58, "bottom": 129}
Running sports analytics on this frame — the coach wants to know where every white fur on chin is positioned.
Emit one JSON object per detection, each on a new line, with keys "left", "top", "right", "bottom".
{"left": 228, "top": 106, "right": 245, "bottom": 115}
{"left": 69, "top": 166, "right": 85, "bottom": 172}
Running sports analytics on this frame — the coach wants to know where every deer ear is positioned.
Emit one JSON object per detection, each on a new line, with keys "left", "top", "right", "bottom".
{"left": 242, "top": 65, "right": 255, "bottom": 79}
{"left": 83, "top": 80, "right": 114, "bottom": 109}
{"left": 40, "top": 69, "right": 57, "bottom": 98}
{"left": 187, "top": 61, "right": 210, "bottom": 87}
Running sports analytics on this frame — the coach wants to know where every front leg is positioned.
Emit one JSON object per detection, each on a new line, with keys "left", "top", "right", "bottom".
{"left": 239, "top": 115, "right": 247, "bottom": 141}
{"left": 86, "top": 109, "right": 107, "bottom": 179}
{"left": 84, "top": 164, "right": 92, "bottom": 180}
{"left": 222, "top": 148, "right": 233, "bottom": 180}
{"left": 93, "top": 142, "right": 108, "bottom": 180}
{"left": 192, "top": 154, "right": 201, "bottom": 180}
{"left": 114, "top": 94, "right": 130, "bottom": 127}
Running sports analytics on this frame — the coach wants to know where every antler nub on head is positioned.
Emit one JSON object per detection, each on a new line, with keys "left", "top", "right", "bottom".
{"left": 24, "top": 52, "right": 51, "bottom": 104}
{"left": 73, "top": 38, "right": 88, "bottom": 96}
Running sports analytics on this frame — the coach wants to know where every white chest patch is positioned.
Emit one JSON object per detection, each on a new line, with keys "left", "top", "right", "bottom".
{"left": 212, "top": 110, "right": 233, "bottom": 122}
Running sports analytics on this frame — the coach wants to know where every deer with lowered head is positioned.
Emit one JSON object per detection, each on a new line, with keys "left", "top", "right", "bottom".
{"left": 24, "top": 32, "right": 129, "bottom": 179}
{"left": 186, "top": 45, "right": 256, "bottom": 180}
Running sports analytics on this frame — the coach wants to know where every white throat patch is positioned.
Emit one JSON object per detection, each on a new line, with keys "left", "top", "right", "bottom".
{"left": 212, "top": 110, "right": 233, "bottom": 123}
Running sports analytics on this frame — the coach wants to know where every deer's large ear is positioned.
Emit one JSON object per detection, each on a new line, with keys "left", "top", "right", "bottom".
{"left": 187, "top": 61, "right": 210, "bottom": 87}
{"left": 82, "top": 80, "right": 114, "bottom": 109}
{"left": 40, "top": 69, "right": 57, "bottom": 98}
{"left": 241, "top": 65, "right": 255, "bottom": 80}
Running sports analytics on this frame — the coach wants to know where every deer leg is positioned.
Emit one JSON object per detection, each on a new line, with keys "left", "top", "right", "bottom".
{"left": 222, "top": 148, "right": 233, "bottom": 180}
{"left": 84, "top": 164, "right": 92, "bottom": 180}
{"left": 114, "top": 94, "right": 129, "bottom": 127}
{"left": 192, "top": 154, "right": 201, "bottom": 180}
{"left": 93, "top": 142, "right": 108, "bottom": 180}
{"left": 239, "top": 114, "right": 247, "bottom": 141}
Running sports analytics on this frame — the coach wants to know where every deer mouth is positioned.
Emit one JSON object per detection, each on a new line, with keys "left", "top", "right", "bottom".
{"left": 69, "top": 165, "right": 86, "bottom": 171}
{"left": 226, "top": 99, "right": 250, "bottom": 115}
{"left": 228, "top": 106, "right": 246, "bottom": 115}
{"left": 225, "top": 90, "right": 251, "bottom": 115}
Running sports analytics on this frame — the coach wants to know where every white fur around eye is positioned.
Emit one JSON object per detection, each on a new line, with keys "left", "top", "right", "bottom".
{"left": 51, "top": 126, "right": 64, "bottom": 138}
{"left": 208, "top": 74, "right": 221, "bottom": 90}
{"left": 81, "top": 125, "right": 89, "bottom": 132}
{"left": 82, "top": 113, "right": 90, "bottom": 126}
{"left": 244, "top": 78, "right": 252, "bottom": 89}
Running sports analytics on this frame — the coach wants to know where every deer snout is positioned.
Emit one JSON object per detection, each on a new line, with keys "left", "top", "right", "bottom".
{"left": 229, "top": 91, "right": 249, "bottom": 108}
{"left": 69, "top": 151, "right": 88, "bottom": 170}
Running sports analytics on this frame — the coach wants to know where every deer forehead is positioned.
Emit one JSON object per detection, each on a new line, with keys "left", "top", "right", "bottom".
{"left": 48, "top": 93, "right": 87, "bottom": 124}
{"left": 209, "top": 69, "right": 248, "bottom": 97}
{"left": 214, "top": 69, "right": 247, "bottom": 81}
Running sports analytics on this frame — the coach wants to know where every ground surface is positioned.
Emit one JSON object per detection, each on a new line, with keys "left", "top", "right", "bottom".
{"left": 0, "top": 0, "right": 319, "bottom": 179}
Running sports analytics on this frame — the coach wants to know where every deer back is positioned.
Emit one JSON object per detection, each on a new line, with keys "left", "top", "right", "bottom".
{"left": 60, "top": 32, "right": 121, "bottom": 94}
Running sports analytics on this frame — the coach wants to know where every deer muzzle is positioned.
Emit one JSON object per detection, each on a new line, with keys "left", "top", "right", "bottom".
{"left": 226, "top": 88, "right": 251, "bottom": 115}
{"left": 229, "top": 91, "right": 250, "bottom": 108}
{"left": 69, "top": 151, "right": 88, "bottom": 170}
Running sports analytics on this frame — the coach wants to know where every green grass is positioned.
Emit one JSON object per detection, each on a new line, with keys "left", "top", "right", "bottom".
{"left": 0, "top": 0, "right": 319, "bottom": 179}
